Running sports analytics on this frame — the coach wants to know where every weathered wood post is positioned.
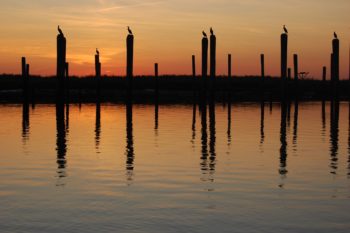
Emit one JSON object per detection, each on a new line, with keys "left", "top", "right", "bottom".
{"left": 126, "top": 27, "right": 134, "bottom": 94}
{"left": 201, "top": 31, "right": 208, "bottom": 92}
{"left": 288, "top": 68, "right": 291, "bottom": 80}
{"left": 209, "top": 27, "right": 216, "bottom": 88}
{"left": 332, "top": 33, "right": 340, "bottom": 95}
{"left": 260, "top": 54, "right": 265, "bottom": 96}
{"left": 57, "top": 26, "right": 66, "bottom": 94}
{"left": 293, "top": 54, "right": 298, "bottom": 96}
{"left": 228, "top": 54, "right": 232, "bottom": 79}
{"left": 192, "top": 55, "right": 196, "bottom": 78}
{"left": 154, "top": 63, "right": 159, "bottom": 97}
{"left": 281, "top": 29, "right": 288, "bottom": 97}
{"left": 95, "top": 49, "right": 101, "bottom": 95}
{"left": 322, "top": 66, "right": 327, "bottom": 97}
{"left": 21, "top": 57, "right": 28, "bottom": 94}
{"left": 192, "top": 55, "right": 196, "bottom": 94}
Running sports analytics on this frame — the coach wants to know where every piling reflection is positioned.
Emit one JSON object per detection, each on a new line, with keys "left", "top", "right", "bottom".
{"left": 22, "top": 99, "right": 30, "bottom": 143}
{"left": 154, "top": 100, "right": 159, "bottom": 135}
{"left": 329, "top": 100, "right": 339, "bottom": 174}
{"left": 199, "top": 100, "right": 209, "bottom": 177}
{"left": 292, "top": 101, "right": 299, "bottom": 150}
{"left": 279, "top": 101, "right": 288, "bottom": 176}
{"left": 55, "top": 101, "right": 68, "bottom": 184}
{"left": 348, "top": 101, "right": 350, "bottom": 178}
{"left": 227, "top": 100, "right": 231, "bottom": 146}
{"left": 322, "top": 100, "right": 326, "bottom": 137}
{"left": 125, "top": 102, "right": 134, "bottom": 182}
{"left": 95, "top": 100, "right": 101, "bottom": 151}
{"left": 191, "top": 103, "right": 196, "bottom": 146}
{"left": 260, "top": 101, "right": 265, "bottom": 145}
{"left": 208, "top": 99, "right": 216, "bottom": 173}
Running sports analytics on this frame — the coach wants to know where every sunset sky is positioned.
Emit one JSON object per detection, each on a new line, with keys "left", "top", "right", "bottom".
{"left": 0, "top": 0, "right": 349, "bottom": 78}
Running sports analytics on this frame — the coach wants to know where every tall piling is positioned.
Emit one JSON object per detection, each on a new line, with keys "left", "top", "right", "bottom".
{"left": 322, "top": 66, "right": 327, "bottom": 97}
{"left": 260, "top": 54, "right": 265, "bottom": 96}
{"left": 201, "top": 32, "right": 208, "bottom": 92}
{"left": 332, "top": 34, "right": 340, "bottom": 94}
{"left": 21, "top": 57, "right": 28, "bottom": 95}
{"left": 57, "top": 26, "right": 66, "bottom": 94}
{"left": 126, "top": 30, "right": 134, "bottom": 94}
{"left": 210, "top": 28, "right": 216, "bottom": 81}
{"left": 281, "top": 32, "right": 288, "bottom": 97}
{"left": 293, "top": 54, "right": 298, "bottom": 96}
{"left": 155, "top": 63, "right": 159, "bottom": 97}
{"left": 95, "top": 50, "right": 101, "bottom": 95}
{"left": 228, "top": 54, "right": 232, "bottom": 79}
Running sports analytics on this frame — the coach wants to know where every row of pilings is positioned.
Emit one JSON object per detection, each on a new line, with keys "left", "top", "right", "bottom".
{"left": 19, "top": 28, "right": 344, "bottom": 104}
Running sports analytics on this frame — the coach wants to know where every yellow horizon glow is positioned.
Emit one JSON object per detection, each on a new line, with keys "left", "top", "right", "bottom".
{"left": 0, "top": 0, "right": 349, "bottom": 79}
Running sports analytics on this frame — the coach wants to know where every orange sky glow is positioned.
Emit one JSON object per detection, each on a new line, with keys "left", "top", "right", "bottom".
{"left": 0, "top": 0, "right": 349, "bottom": 79}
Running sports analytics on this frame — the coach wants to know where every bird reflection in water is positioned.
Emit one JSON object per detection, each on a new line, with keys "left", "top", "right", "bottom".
{"left": 125, "top": 101, "right": 134, "bottom": 183}
{"left": 56, "top": 101, "right": 68, "bottom": 186}
{"left": 329, "top": 100, "right": 339, "bottom": 175}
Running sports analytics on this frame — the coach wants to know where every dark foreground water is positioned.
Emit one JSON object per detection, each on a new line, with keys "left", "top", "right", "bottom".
{"left": 0, "top": 101, "right": 349, "bottom": 233}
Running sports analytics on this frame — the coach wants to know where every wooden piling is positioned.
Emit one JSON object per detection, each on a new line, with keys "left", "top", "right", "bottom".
{"left": 155, "top": 63, "right": 159, "bottom": 96}
{"left": 57, "top": 29, "right": 66, "bottom": 91}
{"left": 192, "top": 55, "right": 196, "bottom": 78}
{"left": 281, "top": 33, "right": 288, "bottom": 96}
{"left": 202, "top": 34, "right": 208, "bottom": 90}
{"left": 127, "top": 33, "right": 134, "bottom": 92}
{"left": 228, "top": 54, "right": 232, "bottom": 79}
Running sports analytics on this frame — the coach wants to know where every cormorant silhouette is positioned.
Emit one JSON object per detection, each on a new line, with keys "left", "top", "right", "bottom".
{"left": 210, "top": 27, "right": 214, "bottom": 36}
{"left": 96, "top": 48, "right": 99, "bottom": 56}
{"left": 283, "top": 25, "right": 288, "bottom": 34}
{"left": 58, "top": 25, "right": 64, "bottom": 36}
{"left": 202, "top": 31, "right": 207, "bottom": 38}
{"left": 334, "top": 32, "right": 338, "bottom": 39}
{"left": 127, "top": 26, "right": 133, "bottom": 35}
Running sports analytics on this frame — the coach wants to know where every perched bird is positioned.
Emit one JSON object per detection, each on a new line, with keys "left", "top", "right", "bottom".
{"left": 96, "top": 48, "right": 99, "bottom": 56}
{"left": 334, "top": 32, "right": 338, "bottom": 39}
{"left": 127, "top": 26, "right": 133, "bottom": 35}
{"left": 202, "top": 31, "right": 207, "bottom": 38}
{"left": 210, "top": 27, "right": 214, "bottom": 36}
{"left": 58, "top": 25, "right": 64, "bottom": 36}
{"left": 283, "top": 25, "right": 288, "bottom": 34}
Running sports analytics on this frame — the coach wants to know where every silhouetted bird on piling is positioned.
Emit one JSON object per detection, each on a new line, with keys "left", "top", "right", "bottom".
{"left": 334, "top": 32, "right": 338, "bottom": 39}
{"left": 96, "top": 48, "right": 99, "bottom": 56}
{"left": 202, "top": 31, "right": 207, "bottom": 38}
{"left": 58, "top": 25, "right": 64, "bottom": 36}
{"left": 283, "top": 25, "right": 288, "bottom": 34}
{"left": 128, "top": 26, "right": 133, "bottom": 35}
{"left": 210, "top": 27, "right": 214, "bottom": 36}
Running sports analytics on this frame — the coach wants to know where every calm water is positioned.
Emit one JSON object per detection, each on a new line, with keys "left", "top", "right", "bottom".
{"left": 0, "top": 101, "right": 349, "bottom": 233}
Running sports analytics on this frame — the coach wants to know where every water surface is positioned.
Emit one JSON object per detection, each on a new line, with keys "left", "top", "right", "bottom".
{"left": 0, "top": 101, "right": 349, "bottom": 233}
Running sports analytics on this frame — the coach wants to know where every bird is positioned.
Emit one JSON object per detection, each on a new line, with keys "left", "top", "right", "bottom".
{"left": 334, "top": 32, "right": 338, "bottom": 39}
{"left": 202, "top": 31, "right": 207, "bottom": 38}
{"left": 96, "top": 48, "right": 99, "bottom": 56}
{"left": 210, "top": 27, "right": 214, "bottom": 36}
{"left": 127, "top": 26, "right": 133, "bottom": 35}
{"left": 283, "top": 25, "right": 288, "bottom": 34}
{"left": 58, "top": 25, "right": 64, "bottom": 36}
